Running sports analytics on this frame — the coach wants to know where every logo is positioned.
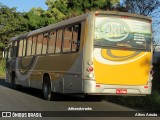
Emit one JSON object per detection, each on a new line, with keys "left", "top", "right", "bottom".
{"left": 94, "top": 48, "right": 147, "bottom": 65}
{"left": 2, "top": 112, "right": 11, "bottom": 117}
{"left": 95, "top": 19, "right": 129, "bottom": 41}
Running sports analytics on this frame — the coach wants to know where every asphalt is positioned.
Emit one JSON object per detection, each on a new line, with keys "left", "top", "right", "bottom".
{"left": 0, "top": 79, "right": 159, "bottom": 120}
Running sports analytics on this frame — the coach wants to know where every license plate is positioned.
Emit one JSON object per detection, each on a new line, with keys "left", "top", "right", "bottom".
{"left": 116, "top": 89, "right": 127, "bottom": 94}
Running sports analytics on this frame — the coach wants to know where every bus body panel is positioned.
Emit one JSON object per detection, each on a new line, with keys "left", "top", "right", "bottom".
{"left": 8, "top": 50, "right": 83, "bottom": 93}
{"left": 93, "top": 49, "right": 152, "bottom": 85}
{"left": 83, "top": 12, "right": 152, "bottom": 95}
{"left": 83, "top": 79, "right": 152, "bottom": 95}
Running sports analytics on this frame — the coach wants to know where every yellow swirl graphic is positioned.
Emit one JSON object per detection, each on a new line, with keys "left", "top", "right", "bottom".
{"left": 94, "top": 48, "right": 147, "bottom": 65}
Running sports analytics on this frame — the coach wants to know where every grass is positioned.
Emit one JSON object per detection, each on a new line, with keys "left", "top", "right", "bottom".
{"left": 0, "top": 59, "right": 5, "bottom": 78}
{"left": 105, "top": 90, "right": 160, "bottom": 111}
{"left": 117, "top": 90, "right": 160, "bottom": 111}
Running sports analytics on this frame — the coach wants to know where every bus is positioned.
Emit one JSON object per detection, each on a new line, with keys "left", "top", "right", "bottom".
{"left": 4, "top": 11, "right": 153, "bottom": 100}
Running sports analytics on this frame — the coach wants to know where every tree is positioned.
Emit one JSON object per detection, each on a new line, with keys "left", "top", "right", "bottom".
{"left": 45, "top": 0, "right": 68, "bottom": 20}
{"left": 45, "top": 0, "right": 121, "bottom": 20}
{"left": 124, "top": 0, "right": 160, "bottom": 16}
{"left": 67, "top": 0, "right": 110, "bottom": 14}
{"left": 123, "top": 0, "right": 160, "bottom": 52}
{"left": 24, "top": 8, "right": 54, "bottom": 30}
{"left": 0, "top": 4, "right": 28, "bottom": 51}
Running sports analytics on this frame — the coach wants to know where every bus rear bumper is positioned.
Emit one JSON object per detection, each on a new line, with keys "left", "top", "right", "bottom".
{"left": 83, "top": 80, "right": 152, "bottom": 96}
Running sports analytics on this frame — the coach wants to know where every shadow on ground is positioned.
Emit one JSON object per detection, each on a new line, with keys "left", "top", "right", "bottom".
{"left": 0, "top": 79, "right": 104, "bottom": 102}
{"left": 0, "top": 79, "right": 148, "bottom": 111}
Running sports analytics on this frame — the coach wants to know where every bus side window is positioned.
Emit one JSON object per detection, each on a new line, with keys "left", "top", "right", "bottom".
{"left": 55, "top": 29, "right": 63, "bottom": 53}
{"left": 14, "top": 41, "right": 18, "bottom": 57}
{"left": 63, "top": 27, "right": 72, "bottom": 53}
{"left": 23, "top": 39, "right": 26, "bottom": 57}
{"left": 11, "top": 41, "right": 17, "bottom": 58}
{"left": 4, "top": 48, "right": 8, "bottom": 59}
{"left": 36, "top": 34, "right": 43, "bottom": 55}
{"left": 48, "top": 31, "right": 56, "bottom": 54}
{"left": 8, "top": 47, "right": 11, "bottom": 59}
{"left": 18, "top": 40, "right": 23, "bottom": 57}
{"left": 32, "top": 36, "right": 37, "bottom": 55}
{"left": 42, "top": 33, "right": 48, "bottom": 54}
{"left": 27, "top": 37, "right": 32, "bottom": 56}
{"left": 72, "top": 24, "right": 81, "bottom": 52}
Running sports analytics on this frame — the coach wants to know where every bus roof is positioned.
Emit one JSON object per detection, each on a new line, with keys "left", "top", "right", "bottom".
{"left": 9, "top": 11, "right": 151, "bottom": 43}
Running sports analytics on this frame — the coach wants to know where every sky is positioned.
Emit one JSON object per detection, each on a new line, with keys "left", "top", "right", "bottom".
{"left": 0, "top": 0, "right": 48, "bottom": 12}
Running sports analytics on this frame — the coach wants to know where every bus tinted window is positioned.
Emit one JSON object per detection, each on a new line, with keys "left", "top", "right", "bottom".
{"left": 63, "top": 27, "right": 72, "bottom": 52}
{"left": 12, "top": 41, "right": 17, "bottom": 57}
{"left": 18, "top": 40, "right": 23, "bottom": 57}
{"left": 4, "top": 47, "right": 9, "bottom": 58}
{"left": 42, "top": 33, "right": 48, "bottom": 54}
{"left": 72, "top": 25, "right": 81, "bottom": 52}
{"left": 94, "top": 16, "right": 151, "bottom": 51}
{"left": 23, "top": 39, "right": 26, "bottom": 56}
{"left": 32, "top": 36, "right": 37, "bottom": 55}
{"left": 48, "top": 31, "right": 56, "bottom": 54}
{"left": 55, "top": 29, "right": 63, "bottom": 53}
{"left": 27, "top": 37, "right": 32, "bottom": 56}
{"left": 36, "top": 34, "right": 43, "bottom": 55}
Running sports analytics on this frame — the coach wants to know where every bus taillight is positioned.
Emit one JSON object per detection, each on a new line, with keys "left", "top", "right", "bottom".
{"left": 86, "top": 61, "right": 94, "bottom": 78}
{"left": 95, "top": 13, "right": 99, "bottom": 16}
{"left": 96, "top": 85, "right": 100, "bottom": 87}
{"left": 121, "top": 15, "right": 129, "bottom": 19}
{"left": 144, "top": 86, "right": 149, "bottom": 88}
{"left": 87, "top": 67, "right": 93, "bottom": 72}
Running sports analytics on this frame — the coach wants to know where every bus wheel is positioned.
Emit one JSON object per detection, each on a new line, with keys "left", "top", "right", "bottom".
{"left": 43, "top": 75, "right": 52, "bottom": 101}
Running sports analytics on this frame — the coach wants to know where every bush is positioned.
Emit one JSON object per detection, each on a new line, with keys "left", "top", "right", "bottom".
{"left": 118, "top": 90, "right": 160, "bottom": 110}
{"left": 0, "top": 59, "right": 5, "bottom": 78}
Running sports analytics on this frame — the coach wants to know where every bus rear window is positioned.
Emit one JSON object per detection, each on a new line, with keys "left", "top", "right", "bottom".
{"left": 94, "top": 15, "right": 151, "bottom": 51}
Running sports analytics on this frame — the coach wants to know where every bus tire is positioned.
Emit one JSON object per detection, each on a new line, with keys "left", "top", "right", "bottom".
{"left": 43, "top": 75, "right": 52, "bottom": 101}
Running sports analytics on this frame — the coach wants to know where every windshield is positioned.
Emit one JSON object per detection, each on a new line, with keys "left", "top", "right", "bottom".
{"left": 94, "top": 15, "right": 151, "bottom": 51}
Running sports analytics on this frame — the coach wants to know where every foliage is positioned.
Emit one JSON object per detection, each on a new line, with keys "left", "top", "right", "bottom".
{"left": 45, "top": 0, "right": 68, "bottom": 20}
{"left": 45, "top": 0, "right": 121, "bottom": 20}
{"left": 105, "top": 90, "right": 160, "bottom": 110}
{"left": 0, "top": 4, "right": 28, "bottom": 52}
{"left": 24, "top": 8, "right": 55, "bottom": 30}
{"left": 118, "top": 91, "right": 160, "bottom": 110}
{"left": 123, "top": 0, "right": 160, "bottom": 49}
{"left": 0, "top": 59, "right": 5, "bottom": 78}
{"left": 124, "top": 0, "right": 160, "bottom": 16}
{"left": 152, "top": 62, "right": 160, "bottom": 91}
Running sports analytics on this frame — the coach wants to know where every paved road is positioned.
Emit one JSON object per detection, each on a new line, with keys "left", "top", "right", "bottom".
{"left": 0, "top": 79, "right": 159, "bottom": 120}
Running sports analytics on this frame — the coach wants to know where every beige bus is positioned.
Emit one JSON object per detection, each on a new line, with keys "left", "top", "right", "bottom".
{"left": 4, "top": 11, "right": 153, "bottom": 100}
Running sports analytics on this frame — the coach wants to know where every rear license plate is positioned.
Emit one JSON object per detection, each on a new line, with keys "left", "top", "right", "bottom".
{"left": 116, "top": 89, "right": 127, "bottom": 94}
